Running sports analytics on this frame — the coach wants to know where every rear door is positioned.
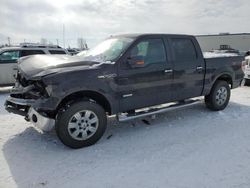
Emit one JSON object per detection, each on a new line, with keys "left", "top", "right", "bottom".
{"left": 0, "top": 50, "right": 20, "bottom": 85}
{"left": 117, "top": 36, "right": 173, "bottom": 112}
{"left": 169, "top": 37, "right": 205, "bottom": 100}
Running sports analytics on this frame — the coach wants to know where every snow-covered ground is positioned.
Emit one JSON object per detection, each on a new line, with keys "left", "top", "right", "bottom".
{"left": 0, "top": 86, "right": 250, "bottom": 188}
{"left": 203, "top": 52, "right": 239, "bottom": 58}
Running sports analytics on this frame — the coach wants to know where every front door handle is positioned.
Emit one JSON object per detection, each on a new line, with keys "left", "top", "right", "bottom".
{"left": 164, "top": 69, "right": 173, "bottom": 73}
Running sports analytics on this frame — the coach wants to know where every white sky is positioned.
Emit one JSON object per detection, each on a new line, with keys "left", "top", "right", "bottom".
{"left": 0, "top": 0, "right": 249, "bottom": 47}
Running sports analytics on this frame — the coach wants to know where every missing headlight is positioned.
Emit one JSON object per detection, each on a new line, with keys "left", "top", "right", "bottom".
{"left": 23, "top": 81, "right": 49, "bottom": 99}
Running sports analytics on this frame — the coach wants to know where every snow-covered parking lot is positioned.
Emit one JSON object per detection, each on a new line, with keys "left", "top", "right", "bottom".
{"left": 0, "top": 86, "right": 250, "bottom": 188}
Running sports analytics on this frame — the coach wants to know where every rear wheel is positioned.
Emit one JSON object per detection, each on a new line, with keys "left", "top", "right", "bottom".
{"left": 205, "top": 80, "right": 231, "bottom": 111}
{"left": 56, "top": 101, "right": 107, "bottom": 149}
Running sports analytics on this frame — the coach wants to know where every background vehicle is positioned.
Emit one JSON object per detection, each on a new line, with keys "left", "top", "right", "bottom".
{"left": 245, "top": 50, "right": 250, "bottom": 56}
{"left": 210, "top": 45, "right": 240, "bottom": 54}
{"left": 5, "top": 34, "right": 244, "bottom": 149}
{"left": 0, "top": 43, "right": 69, "bottom": 86}
{"left": 243, "top": 55, "right": 250, "bottom": 85}
{"left": 67, "top": 48, "right": 80, "bottom": 55}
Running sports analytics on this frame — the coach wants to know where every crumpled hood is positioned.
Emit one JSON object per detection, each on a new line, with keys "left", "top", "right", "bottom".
{"left": 18, "top": 55, "right": 101, "bottom": 79}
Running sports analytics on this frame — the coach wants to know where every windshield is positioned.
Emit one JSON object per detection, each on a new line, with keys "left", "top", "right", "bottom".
{"left": 77, "top": 37, "right": 134, "bottom": 62}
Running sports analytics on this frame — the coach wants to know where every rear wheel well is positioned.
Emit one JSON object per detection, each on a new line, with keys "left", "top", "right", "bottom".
{"left": 216, "top": 74, "right": 233, "bottom": 88}
{"left": 57, "top": 91, "right": 111, "bottom": 115}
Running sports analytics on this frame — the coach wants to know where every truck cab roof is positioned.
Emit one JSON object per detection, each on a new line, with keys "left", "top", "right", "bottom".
{"left": 111, "top": 33, "right": 194, "bottom": 39}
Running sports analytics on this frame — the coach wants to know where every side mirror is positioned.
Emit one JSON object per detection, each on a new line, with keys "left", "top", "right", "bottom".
{"left": 127, "top": 55, "right": 145, "bottom": 68}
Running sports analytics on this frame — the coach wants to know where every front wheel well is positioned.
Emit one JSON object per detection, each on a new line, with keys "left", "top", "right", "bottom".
{"left": 57, "top": 91, "right": 112, "bottom": 115}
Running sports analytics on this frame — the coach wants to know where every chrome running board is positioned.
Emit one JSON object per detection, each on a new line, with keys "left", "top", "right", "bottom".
{"left": 117, "top": 99, "right": 202, "bottom": 122}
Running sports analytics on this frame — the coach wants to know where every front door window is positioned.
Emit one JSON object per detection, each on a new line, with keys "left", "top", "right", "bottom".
{"left": 130, "top": 39, "right": 166, "bottom": 65}
{"left": 0, "top": 51, "right": 20, "bottom": 62}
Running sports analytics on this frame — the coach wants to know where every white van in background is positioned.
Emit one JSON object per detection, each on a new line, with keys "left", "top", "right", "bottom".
{"left": 243, "top": 55, "right": 250, "bottom": 86}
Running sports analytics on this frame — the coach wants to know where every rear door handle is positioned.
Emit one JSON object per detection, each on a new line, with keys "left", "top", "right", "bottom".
{"left": 164, "top": 69, "right": 173, "bottom": 73}
{"left": 196, "top": 66, "right": 203, "bottom": 70}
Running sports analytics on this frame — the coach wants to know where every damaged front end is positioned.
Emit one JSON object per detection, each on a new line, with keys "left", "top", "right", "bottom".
{"left": 5, "top": 71, "right": 55, "bottom": 131}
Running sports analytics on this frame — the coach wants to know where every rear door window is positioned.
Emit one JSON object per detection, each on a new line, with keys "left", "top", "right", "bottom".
{"left": 0, "top": 50, "right": 20, "bottom": 63}
{"left": 20, "top": 50, "right": 45, "bottom": 57}
{"left": 171, "top": 38, "right": 197, "bottom": 61}
{"left": 49, "top": 50, "right": 66, "bottom": 54}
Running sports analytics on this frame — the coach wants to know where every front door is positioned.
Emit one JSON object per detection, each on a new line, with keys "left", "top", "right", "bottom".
{"left": 0, "top": 50, "right": 19, "bottom": 85}
{"left": 117, "top": 37, "right": 173, "bottom": 112}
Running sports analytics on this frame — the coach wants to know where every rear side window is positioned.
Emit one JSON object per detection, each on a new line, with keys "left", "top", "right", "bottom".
{"left": 171, "top": 38, "right": 197, "bottom": 61}
{"left": 49, "top": 50, "right": 66, "bottom": 54}
{"left": 0, "top": 50, "right": 20, "bottom": 62}
{"left": 130, "top": 39, "right": 166, "bottom": 65}
{"left": 20, "top": 50, "right": 45, "bottom": 57}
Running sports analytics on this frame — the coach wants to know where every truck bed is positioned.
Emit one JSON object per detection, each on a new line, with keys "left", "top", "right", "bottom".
{"left": 203, "top": 56, "right": 244, "bottom": 94}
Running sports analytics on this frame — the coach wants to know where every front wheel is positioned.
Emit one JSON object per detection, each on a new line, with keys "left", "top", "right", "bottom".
{"left": 205, "top": 80, "right": 231, "bottom": 111}
{"left": 56, "top": 101, "right": 107, "bottom": 149}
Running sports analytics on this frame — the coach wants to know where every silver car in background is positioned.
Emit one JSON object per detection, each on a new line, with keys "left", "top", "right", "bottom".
{"left": 0, "top": 43, "right": 69, "bottom": 86}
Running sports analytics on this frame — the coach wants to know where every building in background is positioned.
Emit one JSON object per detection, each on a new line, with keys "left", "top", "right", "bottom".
{"left": 196, "top": 33, "right": 250, "bottom": 53}
{"left": 40, "top": 38, "right": 48, "bottom": 45}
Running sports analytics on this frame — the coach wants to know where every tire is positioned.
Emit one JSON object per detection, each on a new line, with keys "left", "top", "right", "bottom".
{"left": 205, "top": 80, "right": 231, "bottom": 111}
{"left": 241, "top": 78, "right": 246, "bottom": 86}
{"left": 244, "top": 79, "right": 250, "bottom": 86}
{"left": 56, "top": 100, "right": 107, "bottom": 149}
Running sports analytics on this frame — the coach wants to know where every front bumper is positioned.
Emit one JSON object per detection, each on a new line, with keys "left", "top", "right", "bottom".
{"left": 27, "top": 107, "right": 55, "bottom": 132}
{"left": 5, "top": 97, "right": 55, "bottom": 132}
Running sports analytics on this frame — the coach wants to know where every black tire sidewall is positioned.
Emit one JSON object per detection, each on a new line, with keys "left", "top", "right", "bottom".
{"left": 245, "top": 79, "right": 250, "bottom": 86}
{"left": 207, "top": 81, "right": 231, "bottom": 111}
{"left": 241, "top": 78, "right": 246, "bottom": 86}
{"left": 56, "top": 101, "right": 107, "bottom": 149}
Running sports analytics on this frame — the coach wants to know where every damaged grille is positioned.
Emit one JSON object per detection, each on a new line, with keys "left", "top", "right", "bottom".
{"left": 11, "top": 72, "right": 48, "bottom": 99}
{"left": 16, "top": 71, "right": 29, "bottom": 87}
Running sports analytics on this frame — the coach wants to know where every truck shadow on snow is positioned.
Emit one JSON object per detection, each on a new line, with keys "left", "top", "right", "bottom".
{"left": 2, "top": 101, "right": 250, "bottom": 188}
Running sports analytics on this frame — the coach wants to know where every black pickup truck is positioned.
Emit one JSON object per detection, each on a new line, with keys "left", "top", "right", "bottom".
{"left": 5, "top": 34, "right": 244, "bottom": 148}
